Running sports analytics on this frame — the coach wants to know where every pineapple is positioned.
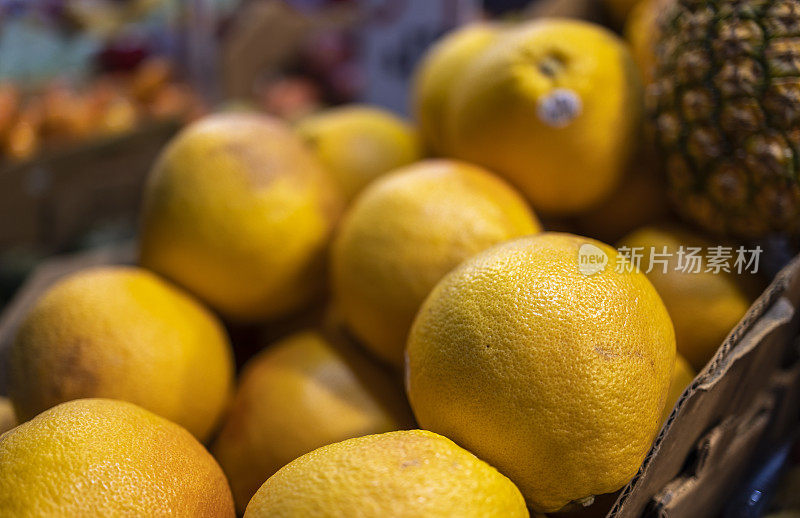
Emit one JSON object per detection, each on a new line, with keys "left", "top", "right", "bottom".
{"left": 649, "top": 0, "right": 800, "bottom": 237}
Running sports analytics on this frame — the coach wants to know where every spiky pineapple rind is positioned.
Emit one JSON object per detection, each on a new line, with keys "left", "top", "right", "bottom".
{"left": 650, "top": 0, "right": 800, "bottom": 237}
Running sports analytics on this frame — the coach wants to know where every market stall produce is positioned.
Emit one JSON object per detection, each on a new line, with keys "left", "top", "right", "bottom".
{"left": 1, "top": 1, "right": 799, "bottom": 517}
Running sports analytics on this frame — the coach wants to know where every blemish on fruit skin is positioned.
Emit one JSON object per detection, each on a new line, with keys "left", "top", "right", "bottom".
{"left": 52, "top": 339, "right": 99, "bottom": 394}
{"left": 594, "top": 346, "right": 621, "bottom": 360}
{"left": 593, "top": 346, "right": 648, "bottom": 363}
{"left": 538, "top": 54, "right": 565, "bottom": 77}
{"left": 223, "top": 141, "right": 284, "bottom": 189}
{"left": 400, "top": 459, "right": 421, "bottom": 469}
{"left": 302, "top": 134, "right": 319, "bottom": 151}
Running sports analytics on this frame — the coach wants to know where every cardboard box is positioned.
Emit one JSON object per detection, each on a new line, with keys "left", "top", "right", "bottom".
{"left": 0, "top": 122, "right": 178, "bottom": 252}
{"left": 609, "top": 256, "right": 800, "bottom": 516}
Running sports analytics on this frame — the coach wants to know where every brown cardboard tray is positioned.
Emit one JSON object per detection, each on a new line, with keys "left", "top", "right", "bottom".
{"left": 0, "top": 122, "right": 178, "bottom": 252}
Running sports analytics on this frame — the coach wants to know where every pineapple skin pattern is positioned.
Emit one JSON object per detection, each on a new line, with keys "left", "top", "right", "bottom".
{"left": 649, "top": 0, "right": 800, "bottom": 237}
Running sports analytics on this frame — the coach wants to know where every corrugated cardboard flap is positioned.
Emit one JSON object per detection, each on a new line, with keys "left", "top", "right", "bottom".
{"left": 609, "top": 256, "right": 800, "bottom": 517}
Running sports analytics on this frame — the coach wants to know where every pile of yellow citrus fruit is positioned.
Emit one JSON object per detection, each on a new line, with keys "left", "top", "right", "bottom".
{"left": 1, "top": 9, "right": 759, "bottom": 517}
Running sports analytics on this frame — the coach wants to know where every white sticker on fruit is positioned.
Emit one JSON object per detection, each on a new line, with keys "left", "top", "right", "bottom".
{"left": 578, "top": 243, "right": 608, "bottom": 276}
{"left": 537, "top": 88, "right": 582, "bottom": 128}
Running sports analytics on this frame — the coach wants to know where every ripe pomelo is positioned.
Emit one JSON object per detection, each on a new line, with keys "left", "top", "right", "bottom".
{"left": 9, "top": 266, "right": 234, "bottom": 442}
{"left": 297, "top": 105, "right": 422, "bottom": 201}
{"left": 407, "top": 232, "right": 675, "bottom": 512}
{"left": 331, "top": 159, "right": 540, "bottom": 367}
{"left": 213, "top": 330, "right": 414, "bottom": 513}
{"left": 0, "top": 399, "right": 235, "bottom": 517}
{"left": 140, "top": 112, "right": 343, "bottom": 322}
{"left": 244, "top": 430, "right": 528, "bottom": 517}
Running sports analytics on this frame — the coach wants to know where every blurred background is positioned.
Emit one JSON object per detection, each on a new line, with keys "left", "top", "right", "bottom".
{"left": 0, "top": 0, "right": 607, "bottom": 306}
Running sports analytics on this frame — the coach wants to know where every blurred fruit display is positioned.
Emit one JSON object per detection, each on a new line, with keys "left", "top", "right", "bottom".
{"left": 220, "top": 0, "right": 482, "bottom": 119}
{"left": 219, "top": 0, "right": 361, "bottom": 120}
{"left": 358, "top": 0, "right": 481, "bottom": 114}
{"left": 296, "top": 104, "right": 423, "bottom": 200}
{"left": 212, "top": 330, "right": 415, "bottom": 513}
{"left": 419, "top": 19, "right": 643, "bottom": 216}
{"left": 412, "top": 22, "right": 497, "bottom": 155}
{"left": 0, "top": 0, "right": 207, "bottom": 165}
{"left": 0, "top": 62, "right": 204, "bottom": 164}
{"left": 601, "top": 0, "right": 642, "bottom": 26}
{"left": 617, "top": 225, "right": 755, "bottom": 370}
{"left": 139, "top": 112, "right": 344, "bottom": 323}
{"left": 0, "top": 1, "right": 800, "bottom": 517}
